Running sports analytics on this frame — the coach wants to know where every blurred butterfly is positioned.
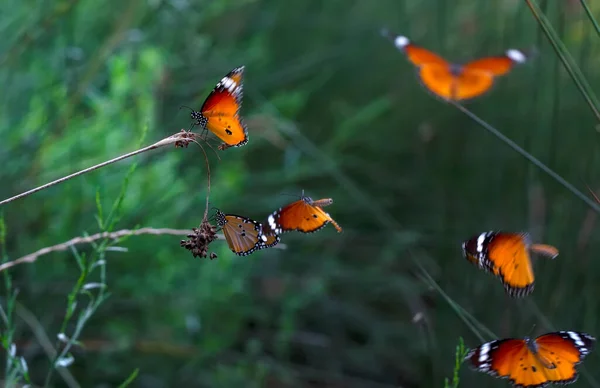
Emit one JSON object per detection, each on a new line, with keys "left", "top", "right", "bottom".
{"left": 215, "top": 210, "right": 279, "bottom": 256}
{"left": 466, "top": 331, "right": 595, "bottom": 387}
{"left": 263, "top": 192, "right": 342, "bottom": 235}
{"left": 382, "top": 30, "right": 528, "bottom": 101}
{"left": 189, "top": 66, "right": 249, "bottom": 150}
{"left": 462, "top": 231, "right": 558, "bottom": 297}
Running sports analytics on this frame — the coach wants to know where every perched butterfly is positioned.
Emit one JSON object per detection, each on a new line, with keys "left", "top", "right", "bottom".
{"left": 215, "top": 210, "right": 279, "bottom": 256}
{"left": 189, "top": 66, "right": 248, "bottom": 150}
{"left": 382, "top": 30, "right": 528, "bottom": 101}
{"left": 462, "top": 231, "right": 558, "bottom": 297}
{"left": 466, "top": 331, "right": 595, "bottom": 387}
{"left": 263, "top": 192, "right": 342, "bottom": 235}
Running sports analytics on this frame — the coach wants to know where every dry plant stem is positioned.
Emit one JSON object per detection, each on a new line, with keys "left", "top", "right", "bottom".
{"left": 0, "top": 227, "right": 287, "bottom": 272}
{"left": 0, "top": 132, "right": 190, "bottom": 207}
{"left": 192, "top": 139, "right": 212, "bottom": 220}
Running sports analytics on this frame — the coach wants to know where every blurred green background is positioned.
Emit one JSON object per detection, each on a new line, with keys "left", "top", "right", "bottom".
{"left": 1, "top": 0, "right": 600, "bottom": 386}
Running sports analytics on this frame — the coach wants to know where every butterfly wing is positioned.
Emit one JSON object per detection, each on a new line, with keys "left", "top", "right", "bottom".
{"left": 466, "top": 338, "right": 530, "bottom": 380}
{"left": 198, "top": 66, "right": 248, "bottom": 149}
{"left": 265, "top": 198, "right": 342, "bottom": 235}
{"left": 463, "top": 49, "right": 527, "bottom": 76}
{"left": 462, "top": 232, "right": 486, "bottom": 267}
{"left": 258, "top": 233, "right": 281, "bottom": 250}
{"left": 417, "top": 63, "right": 460, "bottom": 101}
{"left": 532, "top": 331, "right": 596, "bottom": 385}
{"left": 465, "top": 332, "right": 593, "bottom": 388}
{"left": 386, "top": 33, "right": 459, "bottom": 101}
{"left": 450, "top": 69, "right": 495, "bottom": 101}
{"left": 454, "top": 50, "right": 528, "bottom": 100}
{"left": 215, "top": 211, "right": 265, "bottom": 256}
{"left": 485, "top": 232, "right": 535, "bottom": 297}
{"left": 394, "top": 35, "right": 492, "bottom": 101}
{"left": 385, "top": 32, "right": 449, "bottom": 66}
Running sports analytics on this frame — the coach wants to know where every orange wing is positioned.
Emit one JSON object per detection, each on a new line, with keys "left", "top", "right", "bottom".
{"left": 386, "top": 32, "right": 528, "bottom": 101}
{"left": 454, "top": 50, "right": 528, "bottom": 100}
{"left": 485, "top": 232, "right": 535, "bottom": 297}
{"left": 417, "top": 64, "right": 462, "bottom": 101}
{"left": 385, "top": 32, "right": 458, "bottom": 100}
{"left": 462, "top": 232, "right": 534, "bottom": 297}
{"left": 192, "top": 66, "right": 248, "bottom": 150}
{"left": 402, "top": 44, "right": 448, "bottom": 67}
{"left": 466, "top": 332, "right": 595, "bottom": 387}
{"left": 532, "top": 331, "right": 596, "bottom": 385}
{"left": 465, "top": 338, "right": 530, "bottom": 382}
{"left": 264, "top": 196, "right": 342, "bottom": 235}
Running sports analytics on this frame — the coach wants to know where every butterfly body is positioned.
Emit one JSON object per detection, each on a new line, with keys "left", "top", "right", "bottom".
{"left": 462, "top": 231, "right": 558, "bottom": 297}
{"left": 264, "top": 194, "right": 342, "bottom": 235}
{"left": 384, "top": 31, "right": 527, "bottom": 101}
{"left": 215, "top": 210, "right": 279, "bottom": 256}
{"left": 191, "top": 66, "right": 248, "bottom": 150}
{"left": 466, "top": 331, "right": 595, "bottom": 387}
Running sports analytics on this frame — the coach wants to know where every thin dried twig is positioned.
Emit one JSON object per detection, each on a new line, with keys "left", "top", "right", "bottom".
{"left": 0, "top": 131, "right": 196, "bottom": 207}
{"left": 191, "top": 138, "right": 213, "bottom": 221}
{"left": 0, "top": 227, "right": 287, "bottom": 273}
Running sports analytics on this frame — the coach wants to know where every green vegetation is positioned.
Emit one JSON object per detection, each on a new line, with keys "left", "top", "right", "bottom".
{"left": 0, "top": 0, "right": 599, "bottom": 387}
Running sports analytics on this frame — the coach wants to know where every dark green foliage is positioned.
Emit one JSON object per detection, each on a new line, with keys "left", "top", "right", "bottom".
{"left": 444, "top": 337, "right": 466, "bottom": 388}
{"left": 0, "top": 0, "right": 599, "bottom": 387}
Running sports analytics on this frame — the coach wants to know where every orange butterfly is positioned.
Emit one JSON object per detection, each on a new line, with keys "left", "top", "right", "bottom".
{"left": 190, "top": 66, "right": 248, "bottom": 150}
{"left": 383, "top": 30, "right": 528, "bottom": 101}
{"left": 462, "top": 231, "right": 558, "bottom": 297}
{"left": 466, "top": 331, "right": 595, "bottom": 387}
{"left": 215, "top": 210, "right": 279, "bottom": 256}
{"left": 263, "top": 192, "right": 342, "bottom": 235}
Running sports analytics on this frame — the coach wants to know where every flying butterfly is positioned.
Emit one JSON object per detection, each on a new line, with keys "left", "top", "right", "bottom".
{"left": 382, "top": 30, "right": 528, "bottom": 101}
{"left": 263, "top": 192, "right": 342, "bottom": 235}
{"left": 189, "top": 66, "right": 249, "bottom": 150}
{"left": 462, "top": 231, "right": 559, "bottom": 297}
{"left": 465, "top": 331, "right": 595, "bottom": 387}
{"left": 215, "top": 210, "right": 279, "bottom": 256}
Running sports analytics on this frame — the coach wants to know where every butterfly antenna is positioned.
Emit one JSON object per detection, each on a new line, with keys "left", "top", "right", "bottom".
{"left": 279, "top": 191, "right": 301, "bottom": 199}
{"left": 179, "top": 105, "right": 196, "bottom": 113}
{"left": 526, "top": 324, "right": 537, "bottom": 338}
{"left": 380, "top": 27, "right": 395, "bottom": 40}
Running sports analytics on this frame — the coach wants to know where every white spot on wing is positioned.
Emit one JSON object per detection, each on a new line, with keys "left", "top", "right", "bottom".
{"left": 478, "top": 342, "right": 491, "bottom": 364}
{"left": 568, "top": 331, "right": 585, "bottom": 347}
{"left": 394, "top": 35, "right": 409, "bottom": 49}
{"left": 219, "top": 77, "right": 238, "bottom": 93}
{"left": 476, "top": 233, "right": 487, "bottom": 253}
{"left": 506, "top": 49, "right": 526, "bottom": 63}
{"left": 268, "top": 214, "right": 277, "bottom": 231}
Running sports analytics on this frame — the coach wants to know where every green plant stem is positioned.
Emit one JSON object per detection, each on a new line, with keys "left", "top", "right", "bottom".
{"left": 451, "top": 101, "right": 600, "bottom": 214}
{"left": 579, "top": 0, "right": 600, "bottom": 37}
{"left": 525, "top": 0, "right": 600, "bottom": 122}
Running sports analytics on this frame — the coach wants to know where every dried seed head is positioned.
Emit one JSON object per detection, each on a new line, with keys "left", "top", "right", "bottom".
{"left": 180, "top": 219, "right": 218, "bottom": 259}
{"left": 174, "top": 129, "right": 196, "bottom": 148}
